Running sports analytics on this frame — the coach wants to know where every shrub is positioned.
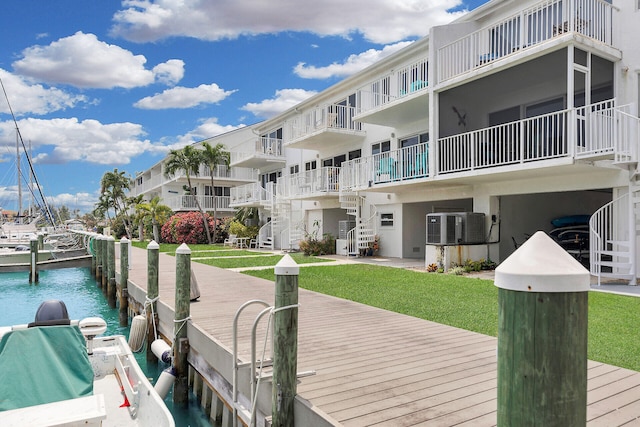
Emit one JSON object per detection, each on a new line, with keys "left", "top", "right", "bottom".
{"left": 299, "top": 233, "right": 335, "bottom": 256}
{"left": 160, "top": 212, "right": 216, "bottom": 244}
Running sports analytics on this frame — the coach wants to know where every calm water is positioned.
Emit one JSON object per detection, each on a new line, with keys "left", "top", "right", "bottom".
{"left": 0, "top": 267, "right": 210, "bottom": 427}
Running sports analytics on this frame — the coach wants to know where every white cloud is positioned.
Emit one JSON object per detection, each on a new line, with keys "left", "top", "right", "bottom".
{"left": 294, "top": 41, "right": 413, "bottom": 79}
{"left": 134, "top": 83, "right": 236, "bottom": 109}
{"left": 152, "top": 59, "right": 185, "bottom": 85}
{"left": 0, "top": 117, "right": 166, "bottom": 165}
{"left": 111, "top": 0, "right": 466, "bottom": 44}
{"left": 242, "top": 89, "right": 317, "bottom": 119}
{"left": 167, "top": 118, "right": 246, "bottom": 149}
{"left": 0, "top": 69, "right": 90, "bottom": 117}
{"left": 46, "top": 191, "right": 98, "bottom": 213}
{"left": 12, "top": 32, "right": 182, "bottom": 89}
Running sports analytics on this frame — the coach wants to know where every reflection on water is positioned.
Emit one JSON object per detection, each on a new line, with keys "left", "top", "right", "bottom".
{"left": 0, "top": 267, "right": 211, "bottom": 427}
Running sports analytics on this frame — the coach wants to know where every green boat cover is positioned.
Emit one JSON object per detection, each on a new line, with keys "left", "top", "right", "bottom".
{"left": 0, "top": 325, "right": 94, "bottom": 411}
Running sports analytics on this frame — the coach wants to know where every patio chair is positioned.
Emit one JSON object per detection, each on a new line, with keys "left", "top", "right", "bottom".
{"left": 223, "top": 234, "right": 237, "bottom": 247}
{"left": 249, "top": 238, "right": 258, "bottom": 249}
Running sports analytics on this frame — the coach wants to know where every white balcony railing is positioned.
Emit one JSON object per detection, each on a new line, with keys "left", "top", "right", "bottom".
{"left": 357, "top": 58, "right": 428, "bottom": 115}
{"left": 287, "top": 104, "right": 362, "bottom": 143}
{"left": 437, "top": 100, "right": 628, "bottom": 174}
{"left": 230, "top": 137, "right": 284, "bottom": 164}
{"left": 438, "top": 0, "right": 614, "bottom": 82}
{"left": 230, "top": 182, "right": 273, "bottom": 206}
{"left": 278, "top": 167, "right": 341, "bottom": 198}
{"left": 165, "top": 195, "right": 231, "bottom": 212}
{"left": 341, "top": 143, "right": 430, "bottom": 191}
{"left": 131, "top": 174, "right": 163, "bottom": 196}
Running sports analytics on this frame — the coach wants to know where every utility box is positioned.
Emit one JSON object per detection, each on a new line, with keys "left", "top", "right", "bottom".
{"left": 426, "top": 212, "right": 485, "bottom": 245}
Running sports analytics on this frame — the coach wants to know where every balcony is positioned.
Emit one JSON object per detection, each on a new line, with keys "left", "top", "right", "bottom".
{"left": 169, "top": 164, "right": 258, "bottom": 187}
{"left": 341, "top": 143, "right": 430, "bottom": 192}
{"left": 438, "top": 0, "right": 615, "bottom": 83}
{"left": 131, "top": 174, "right": 163, "bottom": 196}
{"left": 354, "top": 58, "right": 429, "bottom": 126}
{"left": 165, "top": 195, "right": 233, "bottom": 212}
{"left": 285, "top": 104, "right": 365, "bottom": 150}
{"left": 278, "top": 167, "right": 341, "bottom": 199}
{"left": 230, "top": 182, "right": 275, "bottom": 208}
{"left": 230, "top": 137, "right": 286, "bottom": 169}
{"left": 437, "top": 100, "right": 633, "bottom": 175}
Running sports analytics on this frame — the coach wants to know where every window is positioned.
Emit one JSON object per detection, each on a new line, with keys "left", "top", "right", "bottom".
{"left": 322, "top": 158, "right": 333, "bottom": 167}
{"left": 380, "top": 213, "right": 394, "bottom": 227}
{"left": 372, "top": 141, "right": 391, "bottom": 155}
{"left": 305, "top": 160, "right": 317, "bottom": 171}
{"left": 400, "top": 133, "right": 429, "bottom": 148}
{"left": 349, "top": 149, "right": 361, "bottom": 160}
{"left": 205, "top": 186, "right": 230, "bottom": 196}
{"left": 333, "top": 154, "right": 346, "bottom": 167}
{"left": 290, "top": 164, "right": 299, "bottom": 174}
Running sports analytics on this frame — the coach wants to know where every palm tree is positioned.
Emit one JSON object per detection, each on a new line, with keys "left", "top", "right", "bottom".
{"left": 136, "top": 196, "right": 173, "bottom": 242}
{"left": 164, "top": 145, "right": 212, "bottom": 243}
{"left": 200, "top": 141, "right": 230, "bottom": 243}
{"left": 98, "top": 169, "right": 133, "bottom": 238}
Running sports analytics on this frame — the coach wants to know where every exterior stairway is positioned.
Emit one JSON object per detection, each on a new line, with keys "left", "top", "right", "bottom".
{"left": 339, "top": 193, "right": 377, "bottom": 256}
{"left": 589, "top": 107, "right": 640, "bottom": 285}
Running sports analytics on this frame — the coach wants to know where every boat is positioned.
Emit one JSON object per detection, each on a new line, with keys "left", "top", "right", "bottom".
{"left": 0, "top": 300, "right": 175, "bottom": 426}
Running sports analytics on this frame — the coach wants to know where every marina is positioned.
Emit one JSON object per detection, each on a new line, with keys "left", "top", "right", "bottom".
{"left": 112, "top": 242, "right": 640, "bottom": 426}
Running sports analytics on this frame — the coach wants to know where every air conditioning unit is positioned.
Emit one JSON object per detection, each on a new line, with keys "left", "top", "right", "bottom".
{"left": 426, "top": 212, "right": 485, "bottom": 245}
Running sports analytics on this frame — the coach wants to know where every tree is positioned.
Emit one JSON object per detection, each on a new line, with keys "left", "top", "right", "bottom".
{"left": 136, "top": 196, "right": 173, "bottom": 242}
{"left": 200, "top": 141, "right": 230, "bottom": 243}
{"left": 98, "top": 169, "right": 133, "bottom": 238}
{"left": 164, "top": 145, "right": 212, "bottom": 243}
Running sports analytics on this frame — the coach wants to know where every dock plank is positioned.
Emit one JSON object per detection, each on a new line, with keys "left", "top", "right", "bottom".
{"left": 119, "top": 247, "right": 640, "bottom": 427}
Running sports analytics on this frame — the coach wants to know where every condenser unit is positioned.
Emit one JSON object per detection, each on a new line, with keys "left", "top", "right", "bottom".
{"left": 426, "top": 212, "right": 485, "bottom": 245}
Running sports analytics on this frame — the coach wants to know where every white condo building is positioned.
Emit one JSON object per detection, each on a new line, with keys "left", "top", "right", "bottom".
{"left": 132, "top": 0, "right": 640, "bottom": 284}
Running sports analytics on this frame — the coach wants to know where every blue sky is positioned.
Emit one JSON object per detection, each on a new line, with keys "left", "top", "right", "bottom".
{"left": 0, "top": 0, "right": 489, "bottom": 215}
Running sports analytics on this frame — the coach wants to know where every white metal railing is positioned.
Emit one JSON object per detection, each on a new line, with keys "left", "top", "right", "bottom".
{"left": 165, "top": 195, "right": 231, "bottom": 211}
{"left": 357, "top": 58, "right": 429, "bottom": 115}
{"left": 614, "top": 105, "right": 639, "bottom": 164}
{"left": 230, "top": 182, "right": 269, "bottom": 205}
{"left": 286, "top": 104, "right": 362, "bottom": 143}
{"left": 131, "top": 174, "right": 163, "bottom": 196}
{"left": 341, "top": 142, "right": 429, "bottom": 190}
{"left": 438, "top": 0, "right": 614, "bottom": 82}
{"left": 279, "top": 167, "right": 341, "bottom": 198}
{"left": 438, "top": 108, "right": 570, "bottom": 173}
{"left": 230, "top": 137, "right": 284, "bottom": 165}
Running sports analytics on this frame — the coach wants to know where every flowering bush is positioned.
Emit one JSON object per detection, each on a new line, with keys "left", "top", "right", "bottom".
{"left": 160, "top": 212, "right": 216, "bottom": 244}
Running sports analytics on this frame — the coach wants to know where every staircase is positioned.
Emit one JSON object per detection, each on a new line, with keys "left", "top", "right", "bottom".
{"left": 340, "top": 193, "right": 377, "bottom": 256}
{"left": 589, "top": 106, "right": 640, "bottom": 285}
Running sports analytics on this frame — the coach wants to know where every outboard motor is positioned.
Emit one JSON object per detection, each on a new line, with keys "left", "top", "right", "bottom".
{"left": 28, "top": 300, "right": 71, "bottom": 327}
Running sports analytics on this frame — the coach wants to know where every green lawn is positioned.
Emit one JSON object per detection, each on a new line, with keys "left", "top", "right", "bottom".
{"left": 244, "top": 265, "right": 640, "bottom": 372}
{"left": 127, "top": 241, "right": 640, "bottom": 371}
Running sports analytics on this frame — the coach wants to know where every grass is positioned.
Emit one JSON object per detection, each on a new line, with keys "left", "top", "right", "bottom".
{"left": 127, "top": 241, "right": 640, "bottom": 371}
{"left": 244, "top": 265, "right": 640, "bottom": 372}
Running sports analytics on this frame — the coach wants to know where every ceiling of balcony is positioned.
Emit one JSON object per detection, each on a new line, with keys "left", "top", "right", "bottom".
{"left": 354, "top": 91, "right": 429, "bottom": 127}
{"left": 285, "top": 128, "right": 365, "bottom": 151}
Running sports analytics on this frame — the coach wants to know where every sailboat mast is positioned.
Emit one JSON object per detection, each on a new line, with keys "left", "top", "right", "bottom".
{"left": 16, "top": 128, "right": 22, "bottom": 223}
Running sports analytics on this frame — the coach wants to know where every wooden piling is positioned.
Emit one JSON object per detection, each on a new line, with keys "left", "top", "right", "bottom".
{"left": 147, "top": 240, "right": 160, "bottom": 363}
{"left": 95, "top": 235, "right": 103, "bottom": 284}
{"left": 173, "top": 243, "right": 191, "bottom": 406}
{"left": 29, "top": 235, "right": 39, "bottom": 284}
{"left": 101, "top": 236, "right": 108, "bottom": 291}
{"left": 107, "top": 236, "right": 116, "bottom": 308}
{"left": 272, "top": 254, "right": 299, "bottom": 427}
{"left": 90, "top": 235, "right": 96, "bottom": 276}
{"left": 495, "top": 231, "right": 590, "bottom": 427}
{"left": 119, "top": 237, "right": 129, "bottom": 327}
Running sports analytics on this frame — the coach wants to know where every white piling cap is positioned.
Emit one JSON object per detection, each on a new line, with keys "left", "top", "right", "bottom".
{"left": 275, "top": 254, "right": 299, "bottom": 276}
{"left": 176, "top": 242, "right": 191, "bottom": 255}
{"left": 147, "top": 240, "right": 159, "bottom": 250}
{"left": 495, "top": 231, "right": 590, "bottom": 293}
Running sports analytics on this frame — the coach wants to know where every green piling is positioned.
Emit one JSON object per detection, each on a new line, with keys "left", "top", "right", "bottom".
{"left": 495, "top": 231, "right": 589, "bottom": 427}
{"left": 95, "top": 235, "right": 103, "bottom": 285}
{"left": 119, "top": 237, "right": 129, "bottom": 327}
{"left": 173, "top": 243, "right": 191, "bottom": 406}
{"left": 101, "top": 236, "right": 108, "bottom": 292}
{"left": 28, "top": 236, "right": 39, "bottom": 284}
{"left": 272, "top": 254, "right": 299, "bottom": 427}
{"left": 147, "top": 240, "right": 160, "bottom": 363}
{"left": 107, "top": 236, "right": 116, "bottom": 308}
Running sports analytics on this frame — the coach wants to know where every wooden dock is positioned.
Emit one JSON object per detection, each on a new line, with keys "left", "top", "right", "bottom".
{"left": 118, "top": 245, "right": 640, "bottom": 426}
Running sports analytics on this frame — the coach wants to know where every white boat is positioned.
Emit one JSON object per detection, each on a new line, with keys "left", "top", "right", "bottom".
{"left": 0, "top": 300, "right": 175, "bottom": 427}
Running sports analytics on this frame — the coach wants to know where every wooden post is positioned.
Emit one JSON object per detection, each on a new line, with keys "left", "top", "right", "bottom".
{"left": 101, "top": 235, "right": 108, "bottom": 292}
{"left": 147, "top": 240, "right": 160, "bottom": 364}
{"left": 29, "top": 235, "right": 39, "bottom": 284}
{"left": 37, "top": 233, "right": 44, "bottom": 250}
{"left": 107, "top": 236, "right": 116, "bottom": 308}
{"left": 495, "top": 231, "right": 590, "bottom": 427}
{"left": 272, "top": 254, "right": 299, "bottom": 427}
{"left": 119, "top": 237, "right": 129, "bottom": 327}
{"left": 90, "top": 235, "right": 97, "bottom": 276}
{"left": 173, "top": 243, "right": 191, "bottom": 406}
{"left": 95, "top": 235, "right": 103, "bottom": 284}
